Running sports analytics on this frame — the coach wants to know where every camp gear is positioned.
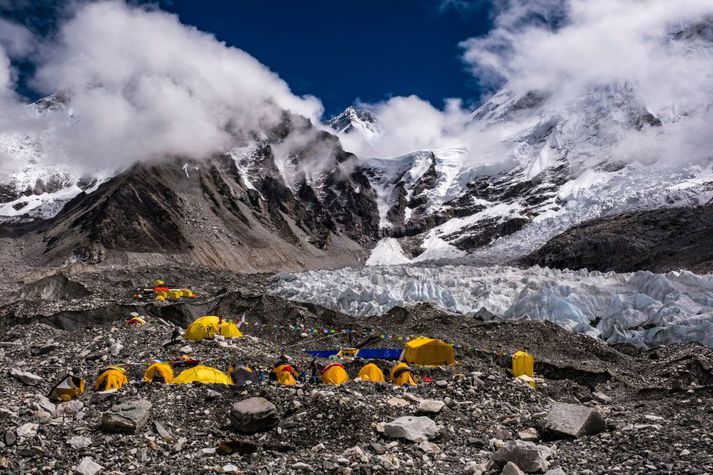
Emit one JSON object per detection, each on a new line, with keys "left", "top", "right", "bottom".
{"left": 185, "top": 316, "right": 242, "bottom": 341}
{"left": 358, "top": 363, "right": 385, "bottom": 382}
{"left": 48, "top": 375, "right": 85, "bottom": 402}
{"left": 127, "top": 315, "right": 146, "bottom": 326}
{"left": 143, "top": 362, "right": 174, "bottom": 384}
{"left": 230, "top": 367, "right": 260, "bottom": 388}
{"left": 94, "top": 366, "right": 128, "bottom": 391}
{"left": 390, "top": 362, "right": 417, "bottom": 386}
{"left": 320, "top": 362, "right": 349, "bottom": 385}
{"left": 337, "top": 348, "right": 359, "bottom": 358}
{"left": 305, "top": 348, "right": 402, "bottom": 360}
{"left": 512, "top": 351, "right": 534, "bottom": 378}
{"left": 401, "top": 337, "right": 455, "bottom": 366}
{"left": 173, "top": 355, "right": 200, "bottom": 367}
{"left": 172, "top": 365, "right": 233, "bottom": 385}
{"left": 273, "top": 364, "right": 299, "bottom": 386}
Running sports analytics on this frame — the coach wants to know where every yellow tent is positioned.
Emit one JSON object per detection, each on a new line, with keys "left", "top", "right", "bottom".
{"left": 512, "top": 351, "right": 534, "bottom": 378}
{"left": 273, "top": 364, "right": 299, "bottom": 386}
{"left": 390, "top": 362, "right": 417, "bottom": 386}
{"left": 49, "top": 375, "right": 85, "bottom": 402}
{"left": 321, "top": 363, "right": 349, "bottom": 385}
{"left": 401, "top": 337, "right": 455, "bottom": 366}
{"left": 185, "top": 316, "right": 242, "bottom": 340}
{"left": 143, "top": 362, "right": 174, "bottom": 384}
{"left": 217, "top": 321, "right": 242, "bottom": 338}
{"left": 172, "top": 365, "right": 233, "bottom": 385}
{"left": 357, "top": 363, "right": 385, "bottom": 382}
{"left": 94, "top": 366, "right": 128, "bottom": 391}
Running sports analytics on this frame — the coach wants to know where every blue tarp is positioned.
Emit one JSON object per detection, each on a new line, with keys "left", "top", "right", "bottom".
{"left": 357, "top": 348, "right": 402, "bottom": 360}
{"left": 305, "top": 349, "right": 402, "bottom": 360}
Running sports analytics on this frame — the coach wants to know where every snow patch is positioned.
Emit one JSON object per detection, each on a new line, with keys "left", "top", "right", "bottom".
{"left": 366, "top": 238, "right": 411, "bottom": 266}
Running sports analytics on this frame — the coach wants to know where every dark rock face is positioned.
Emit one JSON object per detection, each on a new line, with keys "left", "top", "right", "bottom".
{"left": 522, "top": 205, "right": 713, "bottom": 273}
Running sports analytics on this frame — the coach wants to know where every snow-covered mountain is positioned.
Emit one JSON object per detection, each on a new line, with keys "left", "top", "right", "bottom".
{"left": 330, "top": 77, "right": 713, "bottom": 267}
{"left": 0, "top": 95, "right": 106, "bottom": 223}
{"left": 328, "top": 106, "right": 380, "bottom": 140}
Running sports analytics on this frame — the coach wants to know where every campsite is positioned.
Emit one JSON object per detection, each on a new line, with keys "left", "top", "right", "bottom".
{"left": 1, "top": 267, "right": 713, "bottom": 474}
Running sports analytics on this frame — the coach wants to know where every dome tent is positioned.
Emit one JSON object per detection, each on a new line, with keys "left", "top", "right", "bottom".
{"left": 143, "top": 362, "right": 174, "bottom": 384}
{"left": 172, "top": 365, "right": 233, "bottom": 385}
{"left": 185, "top": 316, "right": 242, "bottom": 341}
{"left": 320, "top": 363, "right": 349, "bottom": 385}
{"left": 94, "top": 366, "right": 128, "bottom": 391}
{"left": 401, "top": 337, "right": 455, "bottom": 366}
{"left": 357, "top": 363, "right": 385, "bottom": 382}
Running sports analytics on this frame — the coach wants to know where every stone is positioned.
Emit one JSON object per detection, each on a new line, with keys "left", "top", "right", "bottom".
{"left": 518, "top": 428, "right": 539, "bottom": 441}
{"left": 383, "top": 416, "right": 438, "bottom": 442}
{"left": 57, "top": 400, "right": 84, "bottom": 415}
{"left": 229, "top": 397, "right": 279, "bottom": 434}
{"left": 154, "top": 421, "right": 173, "bottom": 440}
{"left": 544, "top": 469, "right": 567, "bottom": 475}
{"left": 369, "top": 442, "right": 386, "bottom": 455}
{"left": 495, "top": 428, "right": 512, "bottom": 440}
{"left": 343, "top": 446, "right": 369, "bottom": 463}
{"left": 592, "top": 391, "right": 611, "bottom": 403}
{"left": 293, "top": 462, "right": 315, "bottom": 472}
{"left": 387, "top": 397, "right": 411, "bottom": 407}
{"left": 205, "top": 389, "right": 221, "bottom": 400}
{"left": 36, "top": 395, "right": 56, "bottom": 414}
{"left": 16, "top": 423, "right": 38, "bottom": 439}
{"left": 76, "top": 456, "right": 103, "bottom": 475}
{"left": 4, "top": 430, "right": 16, "bottom": 447}
{"left": 492, "top": 440, "right": 551, "bottom": 473}
{"left": 101, "top": 400, "right": 152, "bottom": 434}
{"left": 417, "top": 399, "right": 445, "bottom": 414}
{"left": 418, "top": 441, "right": 441, "bottom": 453}
{"left": 9, "top": 368, "right": 43, "bottom": 386}
{"left": 435, "top": 380, "right": 448, "bottom": 388}
{"left": 546, "top": 403, "right": 606, "bottom": 438}
{"left": 502, "top": 461, "right": 526, "bottom": 475}
{"left": 67, "top": 436, "right": 92, "bottom": 449}
{"left": 222, "top": 463, "right": 239, "bottom": 473}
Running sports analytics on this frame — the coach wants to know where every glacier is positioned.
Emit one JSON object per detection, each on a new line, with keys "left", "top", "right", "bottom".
{"left": 270, "top": 264, "right": 713, "bottom": 348}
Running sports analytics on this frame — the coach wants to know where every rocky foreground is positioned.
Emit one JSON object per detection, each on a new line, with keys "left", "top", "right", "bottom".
{"left": 1, "top": 267, "right": 713, "bottom": 474}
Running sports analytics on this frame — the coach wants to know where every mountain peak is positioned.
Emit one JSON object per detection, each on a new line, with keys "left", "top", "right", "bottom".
{"left": 329, "top": 106, "right": 380, "bottom": 138}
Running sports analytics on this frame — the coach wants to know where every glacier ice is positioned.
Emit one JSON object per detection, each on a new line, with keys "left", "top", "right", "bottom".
{"left": 270, "top": 264, "right": 713, "bottom": 348}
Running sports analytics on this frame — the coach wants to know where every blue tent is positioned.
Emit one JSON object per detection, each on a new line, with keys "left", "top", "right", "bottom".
{"left": 305, "top": 350, "right": 339, "bottom": 359}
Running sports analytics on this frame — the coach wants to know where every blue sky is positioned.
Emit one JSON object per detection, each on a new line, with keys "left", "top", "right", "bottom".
{"left": 160, "top": 1, "right": 494, "bottom": 117}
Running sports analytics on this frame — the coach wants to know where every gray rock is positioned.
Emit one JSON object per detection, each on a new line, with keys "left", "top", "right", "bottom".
{"left": 492, "top": 440, "right": 551, "bottom": 473}
{"left": 546, "top": 402, "right": 606, "bottom": 438}
{"left": 502, "top": 462, "right": 526, "bottom": 475}
{"left": 16, "top": 423, "right": 38, "bottom": 439}
{"left": 67, "top": 436, "right": 92, "bottom": 449}
{"left": 383, "top": 416, "right": 438, "bottom": 442}
{"left": 100, "top": 400, "right": 152, "bottom": 434}
{"left": 56, "top": 400, "right": 84, "bottom": 415}
{"left": 154, "top": 421, "right": 173, "bottom": 440}
{"left": 518, "top": 427, "right": 539, "bottom": 441}
{"left": 418, "top": 441, "right": 441, "bottom": 453}
{"left": 544, "top": 469, "right": 567, "bottom": 475}
{"left": 9, "top": 368, "right": 43, "bottom": 386}
{"left": 76, "top": 456, "right": 103, "bottom": 475}
{"left": 417, "top": 399, "right": 445, "bottom": 414}
{"left": 36, "top": 395, "right": 56, "bottom": 414}
{"left": 4, "top": 430, "right": 16, "bottom": 447}
{"left": 293, "top": 462, "right": 315, "bottom": 472}
{"left": 229, "top": 397, "right": 279, "bottom": 434}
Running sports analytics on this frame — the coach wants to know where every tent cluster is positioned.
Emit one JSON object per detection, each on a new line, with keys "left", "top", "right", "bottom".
{"left": 307, "top": 337, "right": 456, "bottom": 366}
{"left": 185, "top": 316, "right": 242, "bottom": 341}
{"left": 132, "top": 279, "right": 197, "bottom": 302}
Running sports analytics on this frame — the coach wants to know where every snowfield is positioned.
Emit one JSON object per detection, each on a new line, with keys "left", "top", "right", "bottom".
{"left": 270, "top": 264, "right": 713, "bottom": 348}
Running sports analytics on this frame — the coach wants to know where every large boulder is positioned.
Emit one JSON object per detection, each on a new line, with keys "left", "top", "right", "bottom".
{"left": 546, "top": 402, "right": 606, "bottom": 438}
{"left": 229, "top": 397, "right": 279, "bottom": 434}
{"left": 502, "top": 462, "right": 526, "bottom": 475}
{"left": 492, "top": 440, "right": 551, "bottom": 473}
{"left": 101, "top": 400, "right": 152, "bottom": 434}
{"left": 383, "top": 416, "right": 438, "bottom": 443}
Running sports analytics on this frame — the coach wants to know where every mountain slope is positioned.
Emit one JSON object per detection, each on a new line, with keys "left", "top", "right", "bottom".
{"left": 4, "top": 121, "right": 381, "bottom": 272}
{"left": 521, "top": 203, "right": 713, "bottom": 273}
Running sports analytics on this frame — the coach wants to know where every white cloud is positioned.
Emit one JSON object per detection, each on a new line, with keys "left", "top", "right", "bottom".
{"left": 1, "top": 1, "right": 323, "bottom": 174}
